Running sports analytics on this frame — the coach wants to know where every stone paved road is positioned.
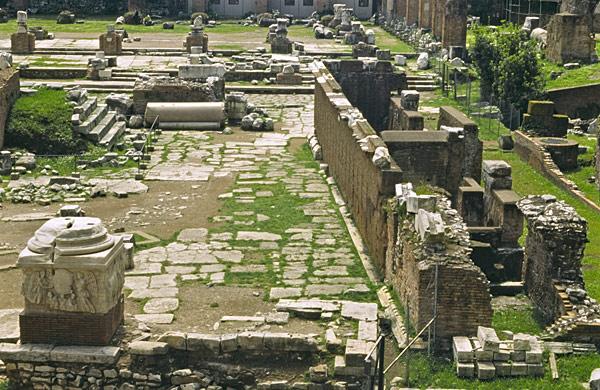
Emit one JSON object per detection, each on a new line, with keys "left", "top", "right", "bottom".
{"left": 125, "top": 94, "right": 374, "bottom": 325}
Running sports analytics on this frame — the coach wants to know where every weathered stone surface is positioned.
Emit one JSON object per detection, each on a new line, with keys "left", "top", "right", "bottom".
{"left": 128, "top": 341, "right": 168, "bottom": 356}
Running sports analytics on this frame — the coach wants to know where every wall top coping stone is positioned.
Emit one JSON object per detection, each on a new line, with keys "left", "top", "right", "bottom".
{"left": 0, "top": 343, "right": 121, "bottom": 365}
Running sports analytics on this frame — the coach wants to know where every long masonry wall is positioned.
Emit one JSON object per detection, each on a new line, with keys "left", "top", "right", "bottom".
{"left": 311, "top": 61, "right": 403, "bottom": 270}
{"left": 0, "top": 68, "right": 20, "bottom": 150}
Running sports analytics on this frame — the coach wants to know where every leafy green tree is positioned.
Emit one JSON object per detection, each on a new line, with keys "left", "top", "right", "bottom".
{"left": 470, "top": 23, "right": 545, "bottom": 112}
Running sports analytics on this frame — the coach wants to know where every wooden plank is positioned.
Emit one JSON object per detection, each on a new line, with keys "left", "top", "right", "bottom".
{"left": 549, "top": 352, "right": 559, "bottom": 380}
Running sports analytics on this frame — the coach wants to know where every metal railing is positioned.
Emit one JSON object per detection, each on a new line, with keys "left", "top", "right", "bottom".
{"left": 136, "top": 115, "right": 160, "bottom": 177}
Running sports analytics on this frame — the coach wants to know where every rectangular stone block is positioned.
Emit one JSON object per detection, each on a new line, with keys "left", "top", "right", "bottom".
{"left": 50, "top": 345, "right": 121, "bottom": 365}
{"left": 477, "top": 326, "right": 500, "bottom": 352}
{"left": 334, "top": 355, "right": 364, "bottom": 377}
{"left": 263, "top": 332, "right": 291, "bottom": 351}
{"left": 513, "top": 333, "right": 531, "bottom": 351}
{"left": 477, "top": 362, "right": 495, "bottom": 379}
{"left": 493, "top": 349, "right": 510, "bottom": 362}
{"left": 510, "top": 350, "right": 525, "bottom": 362}
{"left": 220, "top": 334, "right": 239, "bottom": 353}
{"left": 494, "top": 362, "right": 511, "bottom": 377}
{"left": 525, "top": 348, "right": 543, "bottom": 364}
{"left": 456, "top": 362, "right": 474, "bottom": 378}
{"left": 186, "top": 333, "right": 221, "bottom": 355}
{"left": 511, "top": 362, "right": 528, "bottom": 376}
{"left": 157, "top": 331, "right": 186, "bottom": 350}
{"left": 452, "top": 336, "right": 473, "bottom": 363}
{"left": 237, "top": 331, "right": 265, "bottom": 351}
{"left": 0, "top": 343, "right": 52, "bottom": 363}
{"left": 527, "top": 363, "right": 544, "bottom": 377}
{"left": 345, "top": 339, "right": 371, "bottom": 367}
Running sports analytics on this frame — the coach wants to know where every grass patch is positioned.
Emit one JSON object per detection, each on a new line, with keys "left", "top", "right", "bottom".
{"left": 397, "top": 351, "right": 600, "bottom": 389}
{"left": 5, "top": 88, "right": 86, "bottom": 155}
{"left": 493, "top": 307, "right": 544, "bottom": 336}
{"left": 363, "top": 22, "right": 415, "bottom": 53}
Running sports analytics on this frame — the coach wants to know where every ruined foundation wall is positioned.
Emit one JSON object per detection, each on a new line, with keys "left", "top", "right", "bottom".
{"left": 518, "top": 196, "right": 587, "bottom": 323}
{"left": 312, "top": 62, "right": 403, "bottom": 270}
{"left": 438, "top": 106, "right": 482, "bottom": 183}
{"left": 387, "top": 196, "right": 493, "bottom": 340}
{"left": 323, "top": 60, "right": 407, "bottom": 132}
{"left": 0, "top": 69, "right": 20, "bottom": 150}
{"left": 547, "top": 83, "right": 600, "bottom": 120}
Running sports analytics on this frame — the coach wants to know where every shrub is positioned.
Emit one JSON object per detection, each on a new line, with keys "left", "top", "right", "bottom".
{"left": 5, "top": 88, "right": 87, "bottom": 155}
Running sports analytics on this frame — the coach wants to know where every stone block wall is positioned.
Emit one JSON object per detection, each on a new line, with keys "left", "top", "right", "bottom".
{"left": 311, "top": 61, "right": 403, "bottom": 270}
{"left": 546, "top": 13, "right": 595, "bottom": 64}
{"left": 388, "top": 96, "right": 424, "bottom": 131}
{"left": 518, "top": 195, "right": 588, "bottom": 323}
{"left": 0, "top": 68, "right": 20, "bottom": 150}
{"left": 438, "top": 105, "right": 482, "bottom": 183}
{"left": 132, "top": 77, "right": 223, "bottom": 114}
{"left": 386, "top": 195, "right": 493, "bottom": 341}
{"left": 323, "top": 59, "right": 407, "bottom": 132}
{"left": 547, "top": 83, "right": 600, "bottom": 120}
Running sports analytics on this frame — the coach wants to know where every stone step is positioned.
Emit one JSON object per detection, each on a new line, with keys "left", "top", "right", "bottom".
{"left": 74, "top": 104, "right": 108, "bottom": 135}
{"left": 408, "top": 79, "right": 437, "bottom": 85}
{"left": 88, "top": 111, "right": 117, "bottom": 142}
{"left": 408, "top": 84, "right": 437, "bottom": 92}
{"left": 99, "top": 121, "right": 126, "bottom": 150}
{"left": 76, "top": 97, "right": 98, "bottom": 122}
{"left": 489, "top": 281, "right": 524, "bottom": 296}
{"left": 110, "top": 76, "right": 138, "bottom": 82}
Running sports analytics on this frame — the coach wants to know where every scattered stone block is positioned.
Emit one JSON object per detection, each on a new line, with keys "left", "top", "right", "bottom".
{"left": 157, "top": 331, "right": 186, "bottom": 350}
{"left": 511, "top": 362, "right": 528, "bottom": 376}
{"left": 494, "top": 362, "right": 511, "bottom": 377}
{"left": 128, "top": 341, "right": 168, "bottom": 356}
{"left": 477, "top": 362, "right": 495, "bottom": 379}
{"left": 477, "top": 326, "right": 500, "bottom": 352}
{"left": 453, "top": 336, "right": 473, "bottom": 363}
{"left": 456, "top": 362, "right": 475, "bottom": 378}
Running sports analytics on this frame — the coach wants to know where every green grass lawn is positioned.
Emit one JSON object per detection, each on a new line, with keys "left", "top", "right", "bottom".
{"left": 563, "top": 133, "right": 599, "bottom": 208}
{"left": 364, "top": 22, "right": 415, "bottom": 53}
{"left": 0, "top": 16, "right": 263, "bottom": 35}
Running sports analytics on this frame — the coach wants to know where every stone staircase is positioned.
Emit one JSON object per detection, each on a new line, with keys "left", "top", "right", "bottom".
{"left": 110, "top": 69, "right": 173, "bottom": 82}
{"left": 407, "top": 74, "right": 438, "bottom": 92}
{"left": 72, "top": 96, "right": 126, "bottom": 150}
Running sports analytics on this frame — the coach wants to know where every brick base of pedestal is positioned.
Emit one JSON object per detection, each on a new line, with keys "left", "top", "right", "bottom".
{"left": 19, "top": 296, "right": 124, "bottom": 346}
{"left": 186, "top": 34, "right": 208, "bottom": 53}
{"left": 271, "top": 41, "right": 292, "bottom": 54}
{"left": 99, "top": 33, "right": 123, "bottom": 55}
{"left": 11, "top": 32, "right": 35, "bottom": 54}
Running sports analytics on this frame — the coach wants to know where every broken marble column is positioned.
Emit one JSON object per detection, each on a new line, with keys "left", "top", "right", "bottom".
{"left": 0, "top": 150, "right": 11, "bottom": 175}
{"left": 400, "top": 90, "right": 420, "bottom": 111}
{"left": 225, "top": 92, "right": 248, "bottom": 123}
{"left": 186, "top": 20, "right": 209, "bottom": 53}
{"left": 271, "top": 18, "right": 292, "bottom": 54}
{"left": 441, "top": 0, "right": 468, "bottom": 48}
{"left": 11, "top": 11, "right": 35, "bottom": 54}
{"left": 17, "top": 217, "right": 130, "bottom": 345}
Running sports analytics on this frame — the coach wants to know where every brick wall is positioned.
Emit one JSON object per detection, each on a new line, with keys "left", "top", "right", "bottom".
{"left": 0, "top": 69, "right": 20, "bottom": 150}
{"left": 312, "top": 62, "right": 403, "bottom": 271}
{"left": 382, "top": 130, "right": 465, "bottom": 198}
{"left": 387, "top": 196, "right": 493, "bottom": 341}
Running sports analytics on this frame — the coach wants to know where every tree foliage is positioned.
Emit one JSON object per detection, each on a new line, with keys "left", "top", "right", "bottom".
{"left": 470, "top": 23, "right": 545, "bottom": 112}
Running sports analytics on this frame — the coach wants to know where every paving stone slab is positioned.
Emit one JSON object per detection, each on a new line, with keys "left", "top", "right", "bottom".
{"left": 135, "top": 314, "right": 175, "bottom": 324}
{"left": 269, "top": 287, "right": 303, "bottom": 300}
{"left": 144, "top": 298, "right": 179, "bottom": 314}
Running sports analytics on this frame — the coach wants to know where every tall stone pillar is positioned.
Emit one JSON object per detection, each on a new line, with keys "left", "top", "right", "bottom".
{"left": 397, "top": 0, "right": 407, "bottom": 18}
{"left": 433, "top": 0, "right": 444, "bottom": 39}
{"left": 441, "top": 0, "right": 467, "bottom": 48}
{"left": 99, "top": 25, "right": 123, "bottom": 56}
{"left": 545, "top": 13, "right": 595, "bottom": 64}
{"left": 405, "top": 0, "right": 419, "bottom": 25}
{"left": 11, "top": 10, "right": 35, "bottom": 54}
{"left": 191, "top": 0, "right": 207, "bottom": 12}
{"left": 418, "top": 0, "right": 432, "bottom": 28}
{"left": 17, "top": 217, "right": 130, "bottom": 345}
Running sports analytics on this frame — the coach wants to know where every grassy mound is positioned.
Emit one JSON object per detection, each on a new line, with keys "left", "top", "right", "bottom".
{"left": 5, "top": 88, "right": 86, "bottom": 155}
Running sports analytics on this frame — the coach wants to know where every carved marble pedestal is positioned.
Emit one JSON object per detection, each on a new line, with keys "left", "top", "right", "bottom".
{"left": 186, "top": 32, "right": 209, "bottom": 53}
{"left": 11, "top": 32, "right": 35, "bottom": 54}
{"left": 17, "top": 217, "right": 130, "bottom": 345}
{"left": 99, "top": 29, "right": 123, "bottom": 56}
